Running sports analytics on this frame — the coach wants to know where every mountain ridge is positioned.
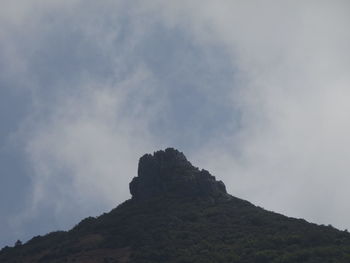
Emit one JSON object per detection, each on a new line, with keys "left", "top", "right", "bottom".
{"left": 1, "top": 148, "right": 350, "bottom": 262}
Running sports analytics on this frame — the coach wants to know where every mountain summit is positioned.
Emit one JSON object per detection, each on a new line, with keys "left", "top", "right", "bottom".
{"left": 130, "top": 148, "right": 227, "bottom": 199}
{"left": 1, "top": 149, "right": 350, "bottom": 263}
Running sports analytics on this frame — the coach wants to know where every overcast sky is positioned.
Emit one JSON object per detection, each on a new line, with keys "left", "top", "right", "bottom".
{"left": 1, "top": 1, "right": 350, "bottom": 248}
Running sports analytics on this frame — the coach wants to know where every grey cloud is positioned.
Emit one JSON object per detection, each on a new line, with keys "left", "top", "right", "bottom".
{"left": 2, "top": 0, "right": 350, "bottom": 248}
{"left": 0, "top": 0, "right": 238, "bottom": 247}
{"left": 156, "top": 1, "right": 350, "bottom": 229}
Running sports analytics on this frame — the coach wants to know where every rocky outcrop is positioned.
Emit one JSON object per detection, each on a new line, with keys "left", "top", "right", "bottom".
{"left": 129, "top": 148, "right": 227, "bottom": 199}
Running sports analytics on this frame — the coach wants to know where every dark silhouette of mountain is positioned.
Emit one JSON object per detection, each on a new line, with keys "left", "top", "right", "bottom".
{"left": 1, "top": 148, "right": 350, "bottom": 262}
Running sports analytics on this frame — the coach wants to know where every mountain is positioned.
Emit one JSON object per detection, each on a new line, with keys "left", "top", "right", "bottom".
{"left": 1, "top": 148, "right": 350, "bottom": 262}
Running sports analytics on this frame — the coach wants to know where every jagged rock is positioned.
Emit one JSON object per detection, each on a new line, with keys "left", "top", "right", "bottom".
{"left": 129, "top": 148, "right": 227, "bottom": 199}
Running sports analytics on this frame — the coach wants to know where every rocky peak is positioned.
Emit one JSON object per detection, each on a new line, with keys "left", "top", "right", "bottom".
{"left": 129, "top": 148, "right": 227, "bottom": 199}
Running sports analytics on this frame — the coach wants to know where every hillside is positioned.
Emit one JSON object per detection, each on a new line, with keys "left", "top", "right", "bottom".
{"left": 1, "top": 148, "right": 350, "bottom": 262}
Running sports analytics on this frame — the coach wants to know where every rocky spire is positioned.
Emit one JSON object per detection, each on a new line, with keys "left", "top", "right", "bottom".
{"left": 129, "top": 148, "right": 227, "bottom": 199}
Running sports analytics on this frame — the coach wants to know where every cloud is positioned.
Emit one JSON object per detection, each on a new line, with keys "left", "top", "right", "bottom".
{"left": 25, "top": 67, "right": 159, "bottom": 217}
{"left": 153, "top": 1, "right": 350, "bottom": 229}
{"left": 0, "top": 1, "right": 167, "bottom": 241}
{"left": 2, "top": 1, "right": 237, "bottom": 244}
{"left": 2, "top": 0, "right": 350, "bottom": 247}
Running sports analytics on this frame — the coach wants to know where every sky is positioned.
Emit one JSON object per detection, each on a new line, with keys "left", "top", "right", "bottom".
{"left": 1, "top": 0, "right": 350, "bottom": 248}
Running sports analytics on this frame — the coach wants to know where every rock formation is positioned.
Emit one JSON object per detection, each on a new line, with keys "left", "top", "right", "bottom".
{"left": 129, "top": 148, "right": 227, "bottom": 199}
{"left": 2, "top": 148, "right": 350, "bottom": 263}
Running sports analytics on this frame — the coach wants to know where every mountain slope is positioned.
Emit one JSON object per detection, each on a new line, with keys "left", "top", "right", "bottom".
{"left": 1, "top": 148, "right": 350, "bottom": 263}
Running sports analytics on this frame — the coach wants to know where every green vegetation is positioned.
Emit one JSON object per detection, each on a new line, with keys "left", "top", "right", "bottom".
{"left": 1, "top": 149, "right": 350, "bottom": 262}
{"left": 1, "top": 195, "right": 350, "bottom": 262}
